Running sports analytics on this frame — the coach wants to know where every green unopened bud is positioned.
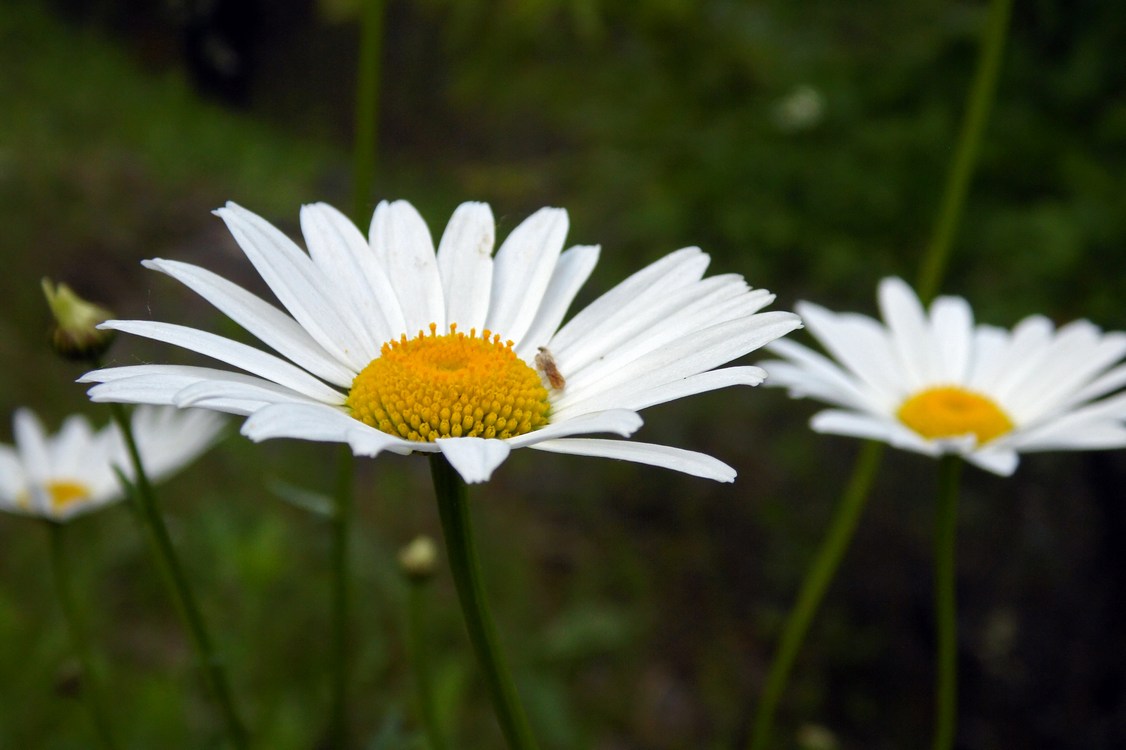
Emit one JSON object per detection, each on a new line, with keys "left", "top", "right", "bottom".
{"left": 398, "top": 535, "right": 439, "bottom": 582}
{"left": 42, "top": 278, "right": 115, "bottom": 362}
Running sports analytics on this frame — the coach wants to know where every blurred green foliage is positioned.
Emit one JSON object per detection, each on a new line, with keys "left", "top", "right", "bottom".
{"left": 2, "top": 0, "right": 1126, "bottom": 748}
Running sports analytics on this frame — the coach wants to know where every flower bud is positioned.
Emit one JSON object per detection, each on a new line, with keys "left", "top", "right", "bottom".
{"left": 398, "top": 534, "right": 439, "bottom": 582}
{"left": 42, "top": 278, "right": 115, "bottom": 362}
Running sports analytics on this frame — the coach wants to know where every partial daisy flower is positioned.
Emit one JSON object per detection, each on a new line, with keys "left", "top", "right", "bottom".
{"left": 0, "top": 406, "right": 226, "bottom": 521}
{"left": 81, "top": 200, "right": 801, "bottom": 483}
{"left": 761, "top": 277, "right": 1126, "bottom": 475}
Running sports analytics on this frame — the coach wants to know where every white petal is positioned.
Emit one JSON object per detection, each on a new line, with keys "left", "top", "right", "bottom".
{"left": 506, "top": 409, "right": 643, "bottom": 448}
{"left": 557, "top": 280, "right": 774, "bottom": 394}
{"left": 300, "top": 203, "right": 395, "bottom": 354}
{"left": 809, "top": 409, "right": 940, "bottom": 456}
{"left": 436, "top": 202, "right": 495, "bottom": 332}
{"left": 1060, "top": 362, "right": 1126, "bottom": 410}
{"left": 797, "top": 301, "right": 904, "bottom": 403}
{"left": 101, "top": 320, "right": 344, "bottom": 404}
{"left": 761, "top": 338, "right": 882, "bottom": 413}
{"left": 1004, "top": 323, "right": 1126, "bottom": 423}
{"left": 0, "top": 447, "right": 25, "bottom": 505}
{"left": 964, "top": 448, "right": 1019, "bottom": 476}
{"left": 83, "top": 365, "right": 313, "bottom": 415}
{"left": 1007, "top": 391, "right": 1126, "bottom": 451}
{"left": 930, "top": 294, "right": 974, "bottom": 383}
{"left": 241, "top": 403, "right": 414, "bottom": 457}
{"left": 485, "top": 207, "right": 569, "bottom": 343}
{"left": 13, "top": 409, "right": 51, "bottom": 480}
{"left": 514, "top": 245, "right": 600, "bottom": 360}
{"left": 435, "top": 438, "right": 511, "bottom": 483}
{"left": 878, "top": 277, "right": 936, "bottom": 389}
{"left": 561, "top": 312, "right": 801, "bottom": 405}
{"left": 529, "top": 438, "right": 736, "bottom": 482}
{"left": 216, "top": 203, "right": 370, "bottom": 370}
{"left": 173, "top": 379, "right": 324, "bottom": 411}
{"left": 974, "top": 315, "right": 1053, "bottom": 396}
{"left": 550, "top": 247, "right": 709, "bottom": 361}
{"left": 143, "top": 258, "right": 356, "bottom": 387}
{"left": 370, "top": 200, "right": 445, "bottom": 335}
{"left": 128, "top": 407, "right": 227, "bottom": 482}
{"left": 553, "top": 366, "right": 766, "bottom": 420}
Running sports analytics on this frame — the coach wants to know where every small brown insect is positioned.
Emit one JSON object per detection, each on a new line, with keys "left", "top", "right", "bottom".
{"left": 535, "top": 347, "right": 566, "bottom": 390}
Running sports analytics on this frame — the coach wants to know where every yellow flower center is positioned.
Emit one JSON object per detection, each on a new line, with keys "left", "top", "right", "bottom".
{"left": 896, "top": 386, "right": 1014, "bottom": 445}
{"left": 18, "top": 480, "right": 92, "bottom": 513}
{"left": 347, "top": 323, "right": 551, "bottom": 442}
{"left": 49, "top": 480, "right": 91, "bottom": 511}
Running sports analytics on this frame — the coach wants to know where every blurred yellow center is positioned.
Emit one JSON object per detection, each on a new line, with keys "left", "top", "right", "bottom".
{"left": 897, "top": 386, "right": 1013, "bottom": 445}
{"left": 49, "top": 480, "right": 91, "bottom": 511}
{"left": 347, "top": 323, "right": 551, "bottom": 442}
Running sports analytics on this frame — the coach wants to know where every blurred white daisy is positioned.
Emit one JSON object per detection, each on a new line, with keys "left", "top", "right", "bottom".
{"left": 81, "top": 200, "right": 801, "bottom": 483}
{"left": 761, "top": 277, "right": 1126, "bottom": 475}
{"left": 0, "top": 406, "right": 226, "bottom": 521}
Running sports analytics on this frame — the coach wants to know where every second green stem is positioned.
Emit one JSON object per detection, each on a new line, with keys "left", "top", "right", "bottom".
{"left": 109, "top": 403, "right": 247, "bottom": 748}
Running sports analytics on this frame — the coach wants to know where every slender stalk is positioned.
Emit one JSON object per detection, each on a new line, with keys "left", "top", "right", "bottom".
{"left": 108, "top": 403, "right": 248, "bottom": 748}
{"left": 407, "top": 577, "right": 448, "bottom": 750}
{"left": 328, "top": 446, "right": 355, "bottom": 748}
{"left": 47, "top": 522, "right": 119, "bottom": 750}
{"left": 932, "top": 456, "right": 962, "bottom": 750}
{"left": 428, "top": 455, "right": 539, "bottom": 750}
{"left": 915, "top": 0, "right": 1014, "bottom": 303}
{"left": 351, "top": 0, "right": 387, "bottom": 223}
{"left": 748, "top": 441, "right": 883, "bottom": 750}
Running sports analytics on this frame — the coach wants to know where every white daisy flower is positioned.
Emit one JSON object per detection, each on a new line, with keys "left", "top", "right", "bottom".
{"left": 80, "top": 200, "right": 802, "bottom": 483}
{"left": 761, "top": 277, "right": 1126, "bottom": 476}
{"left": 0, "top": 406, "right": 226, "bottom": 521}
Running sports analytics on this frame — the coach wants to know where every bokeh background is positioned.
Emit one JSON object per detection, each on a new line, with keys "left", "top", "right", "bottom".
{"left": 3, "top": 0, "right": 1126, "bottom": 747}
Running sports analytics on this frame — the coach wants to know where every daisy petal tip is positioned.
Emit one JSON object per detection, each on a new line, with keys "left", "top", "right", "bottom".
{"left": 436, "top": 438, "right": 512, "bottom": 484}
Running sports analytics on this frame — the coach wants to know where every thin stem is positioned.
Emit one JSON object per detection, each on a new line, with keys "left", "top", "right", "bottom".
{"left": 408, "top": 577, "right": 448, "bottom": 750}
{"left": 328, "top": 446, "right": 355, "bottom": 748}
{"left": 932, "top": 456, "right": 962, "bottom": 750}
{"left": 351, "top": 0, "right": 386, "bottom": 224}
{"left": 748, "top": 441, "right": 883, "bottom": 750}
{"left": 108, "top": 403, "right": 248, "bottom": 749}
{"left": 47, "top": 522, "right": 119, "bottom": 750}
{"left": 915, "top": 0, "right": 1014, "bottom": 303}
{"left": 429, "top": 455, "right": 539, "bottom": 750}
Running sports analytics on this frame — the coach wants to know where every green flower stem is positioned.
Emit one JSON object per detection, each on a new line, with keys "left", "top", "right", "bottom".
{"left": 351, "top": 0, "right": 386, "bottom": 223}
{"left": 107, "top": 403, "right": 248, "bottom": 749}
{"left": 915, "top": 0, "right": 1014, "bottom": 303}
{"left": 328, "top": 446, "right": 355, "bottom": 748}
{"left": 47, "top": 522, "right": 119, "bottom": 750}
{"left": 932, "top": 456, "right": 963, "bottom": 750}
{"left": 407, "top": 576, "right": 448, "bottom": 750}
{"left": 748, "top": 440, "right": 883, "bottom": 750}
{"left": 429, "top": 455, "right": 540, "bottom": 750}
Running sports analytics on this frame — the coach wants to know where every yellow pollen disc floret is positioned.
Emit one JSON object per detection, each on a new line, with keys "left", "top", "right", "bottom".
{"left": 347, "top": 323, "right": 552, "bottom": 443}
{"left": 48, "top": 480, "right": 91, "bottom": 511}
{"left": 897, "top": 386, "right": 1014, "bottom": 445}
